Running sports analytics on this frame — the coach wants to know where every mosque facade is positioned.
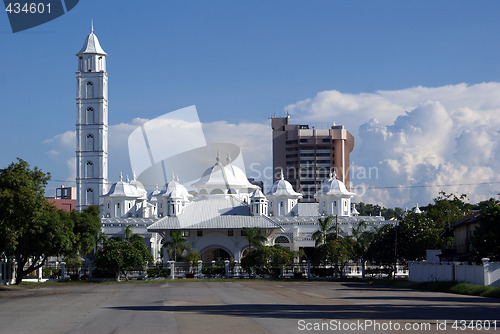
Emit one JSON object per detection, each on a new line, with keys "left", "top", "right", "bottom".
{"left": 75, "top": 27, "right": 388, "bottom": 264}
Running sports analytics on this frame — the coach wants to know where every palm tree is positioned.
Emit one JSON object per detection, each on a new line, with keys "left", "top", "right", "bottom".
{"left": 312, "top": 215, "right": 336, "bottom": 246}
{"left": 124, "top": 225, "right": 144, "bottom": 244}
{"left": 163, "top": 231, "right": 191, "bottom": 262}
{"left": 242, "top": 227, "right": 267, "bottom": 250}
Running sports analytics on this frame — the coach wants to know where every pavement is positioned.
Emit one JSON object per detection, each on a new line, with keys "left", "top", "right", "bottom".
{"left": 0, "top": 280, "right": 498, "bottom": 334}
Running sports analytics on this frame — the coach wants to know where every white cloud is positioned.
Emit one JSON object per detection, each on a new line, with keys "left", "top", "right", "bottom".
{"left": 44, "top": 82, "right": 500, "bottom": 208}
{"left": 287, "top": 82, "right": 500, "bottom": 207}
{"left": 44, "top": 117, "right": 272, "bottom": 190}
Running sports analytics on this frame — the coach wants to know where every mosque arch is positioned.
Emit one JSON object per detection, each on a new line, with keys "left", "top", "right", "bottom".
{"left": 274, "top": 235, "right": 290, "bottom": 244}
{"left": 210, "top": 189, "right": 224, "bottom": 195}
{"left": 200, "top": 245, "right": 234, "bottom": 263}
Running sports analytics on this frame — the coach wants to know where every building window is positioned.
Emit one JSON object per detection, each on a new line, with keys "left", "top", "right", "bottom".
{"left": 299, "top": 139, "right": 308, "bottom": 143}
{"left": 228, "top": 230, "right": 233, "bottom": 237}
{"left": 86, "top": 81, "right": 94, "bottom": 98}
{"left": 85, "top": 161, "right": 93, "bottom": 178}
{"left": 86, "top": 188, "right": 94, "bottom": 205}
{"left": 197, "top": 230, "right": 203, "bottom": 237}
{"left": 322, "top": 138, "right": 330, "bottom": 143}
{"left": 86, "top": 134, "right": 94, "bottom": 151}
{"left": 275, "top": 236, "right": 290, "bottom": 244}
{"left": 86, "top": 107, "right": 94, "bottom": 124}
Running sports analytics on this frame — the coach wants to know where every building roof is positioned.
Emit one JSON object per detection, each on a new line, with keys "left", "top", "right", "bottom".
{"left": 158, "top": 177, "right": 193, "bottom": 201}
{"left": 192, "top": 156, "right": 258, "bottom": 192}
{"left": 250, "top": 188, "right": 266, "bottom": 199}
{"left": 102, "top": 173, "right": 142, "bottom": 198}
{"left": 77, "top": 26, "right": 107, "bottom": 56}
{"left": 314, "top": 171, "right": 355, "bottom": 198}
{"left": 147, "top": 195, "right": 282, "bottom": 231}
{"left": 267, "top": 171, "right": 302, "bottom": 198}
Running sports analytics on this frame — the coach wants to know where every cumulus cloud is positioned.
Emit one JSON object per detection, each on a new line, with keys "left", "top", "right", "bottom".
{"left": 44, "top": 82, "right": 500, "bottom": 208}
{"left": 44, "top": 116, "right": 271, "bottom": 190}
{"left": 286, "top": 82, "right": 500, "bottom": 207}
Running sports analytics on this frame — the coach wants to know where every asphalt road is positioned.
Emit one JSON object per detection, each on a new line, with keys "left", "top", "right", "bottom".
{"left": 0, "top": 280, "right": 498, "bottom": 334}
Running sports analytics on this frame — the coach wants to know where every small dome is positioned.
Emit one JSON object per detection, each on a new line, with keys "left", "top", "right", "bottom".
{"left": 103, "top": 175, "right": 141, "bottom": 198}
{"left": 414, "top": 203, "right": 422, "bottom": 214}
{"left": 130, "top": 173, "right": 147, "bottom": 199}
{"left": 159, "top": 178, "right": 192, "bottom": 201}
{"left": 192, "top": 155, "right": 258, "bottom": 192}
{"left": 250, "top": 188, "right": 266, "bottom": 199}
{"left": 148, "top": 185, "right": 161, "bottom": 201}
{"left": 77, "top": 26, "right": 107, "bottom": 56}
{"left": 315, "top": 171, "right": 355, "bottom": 197}
{"left": 267, "top": 171, "right": 302, "bottom": 198}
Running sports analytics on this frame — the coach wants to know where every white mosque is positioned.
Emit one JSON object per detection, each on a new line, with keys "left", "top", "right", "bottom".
{"left": 75, "top": 26, "right": 388, "bottom": 264}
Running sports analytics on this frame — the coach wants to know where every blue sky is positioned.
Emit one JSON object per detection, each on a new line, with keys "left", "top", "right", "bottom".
{"left": 1, "top": 1, "right": 500, "bottom": 207}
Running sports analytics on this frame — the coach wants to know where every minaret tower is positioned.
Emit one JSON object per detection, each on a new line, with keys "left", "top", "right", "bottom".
{"left": 76, "top": 22, "right": 109, "bottom": 211}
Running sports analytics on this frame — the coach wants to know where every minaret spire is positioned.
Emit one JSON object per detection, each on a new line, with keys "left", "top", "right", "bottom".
{"left": 91, "top": 19, "right": 94, "bottom": 33}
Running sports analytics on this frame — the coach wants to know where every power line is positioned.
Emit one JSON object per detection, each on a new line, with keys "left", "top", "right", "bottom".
{"left": 363, "top": 181, "right": 500, "bottom": 190}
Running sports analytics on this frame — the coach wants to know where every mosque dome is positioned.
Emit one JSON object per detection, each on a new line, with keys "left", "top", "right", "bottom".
{"left": 314, "top": 171, "right": 355, "bottom": 198}
{"left": 267, "top": 171, "right": 302, "bottom": 198}
{"left": 103, "top": 173, "right": 141, "bottom": 198}
{"left": 250, "top": 188, "right": 266, "bottom": 199}
{"left": 160, "top": 177, "right": 192, "bottom": 201}
{"left": 192, "top": 155, "right": 258, "bottom": 194}
{"left": 148, "top": 185, "right": 162, "bottom": 202}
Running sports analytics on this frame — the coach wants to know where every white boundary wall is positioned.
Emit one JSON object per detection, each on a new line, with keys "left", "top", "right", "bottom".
{"left": 409, "top": 259, "right": 500, "bottom": 287}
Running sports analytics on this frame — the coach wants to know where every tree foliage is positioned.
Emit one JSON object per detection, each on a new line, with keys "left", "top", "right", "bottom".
{"left": 471, "top": 202, "right": 500, "bottom": 262}
{"left": 355, "top": 202, "right": 404, "bottom": 220}
{"left": 241, "top": 245, "right": 295, "bottom": 277}
{"left": 0, "top": 159, "right": 100, "bottom": 284}
{"left": 94, "top": 238, "right": 153, "bottom": 278}
{"left": 163, "top": 231, "right": 191, "bottom": 261}
{"left": 313, "top": 237, "right": 355, "bottom": 277}
{"left": 423, "top": 192, "right": 470, "bottom": 230}
{"left": 312, "top": 215, "right": 336, "bottom": 246}
{"left": 242, "top": 227, "right": 267, "bottom": 249}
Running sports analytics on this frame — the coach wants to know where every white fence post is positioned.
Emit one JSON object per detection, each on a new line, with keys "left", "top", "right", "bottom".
{"left": 482, "top": 258, "right": 490, "bottom": 286}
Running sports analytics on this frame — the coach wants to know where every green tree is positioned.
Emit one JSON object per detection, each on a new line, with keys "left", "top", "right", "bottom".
{"left": 94, "top": 238, "right": 153, "bottom": 278}
{"left": 424, "top": 192, "right": 470, "bottom": 230}
{"left": 366, "top": 224, "right": 396, "bottom": 261}
{"left": 185, "top": 250, "right": 200, "bottom": 264}
{"left": 471, "top": 202, "right": 500, "bottom": 262}
{"left": 351, "top": 220, "right": 375, "bottom": 263}
{"left": 163, "top": 231, "right": 191, "bottom": 261}
{"left": 313, "top": 237, "right": 355, "bottom": 277}
{"left": 0, "top": 159, "right": 76, "bottom": 284}
{"left": 242, "top": 227, "right": 267, "bottom": 250}
{"left": 70, "top": 205, "right": 102, "bottom": 257}
{"left": 241, "top": 245, "right": 295, "bottom": 277}
{"left": 312, "top": 215, "right": 336, "bottom": 246}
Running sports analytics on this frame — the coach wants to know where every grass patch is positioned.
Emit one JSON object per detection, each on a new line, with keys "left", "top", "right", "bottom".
{"left": 367, "top": 279, "right": 500, "bottom": 299}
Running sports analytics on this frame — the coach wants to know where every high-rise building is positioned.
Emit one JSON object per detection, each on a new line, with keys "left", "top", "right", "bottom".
{"left": 75, "top": 24, "right": 109, "bottom": 211}
{"left": 272, "top": 116, "right": 354, "bottom": 202}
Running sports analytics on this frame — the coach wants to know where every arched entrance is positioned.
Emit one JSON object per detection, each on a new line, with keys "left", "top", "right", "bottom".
{"left": 201, "top": 247, "right": 233, "bottom": 264}
{"left": 240, "top": 246, "right": 257, "bottom": 259}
